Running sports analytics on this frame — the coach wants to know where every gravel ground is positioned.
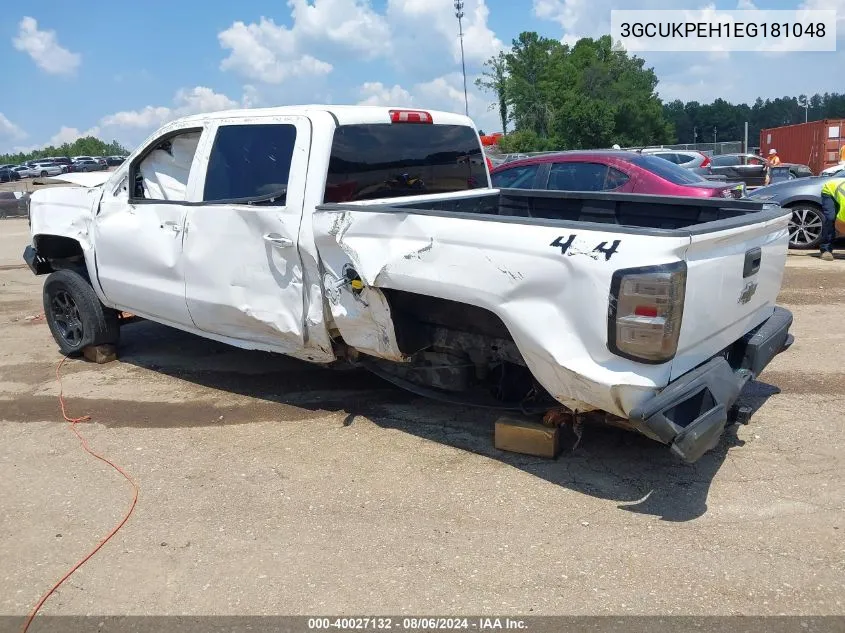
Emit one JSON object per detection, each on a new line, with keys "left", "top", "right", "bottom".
{"left": 1, "top": 218, "right": 843, "bottom": 616}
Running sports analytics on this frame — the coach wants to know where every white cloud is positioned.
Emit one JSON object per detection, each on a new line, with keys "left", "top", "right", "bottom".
{"left": 100, "top": 106, "right": 173, "bottom": 130}
{"left": 357, "top": 82, "right": 414, "bottom": 106}
{"left": 356, "top": 73, "right": 500, "bottom": 132}
{"left": 218, "top": 0, "right": 501, "bottom": 85}
{"left": 217, "top": 0, "right": 391, "bottom": 84}
{"left": 48, "top": 126, "right": 100, "bottom": 146}
{"left": 386, "top": 0, "right": 503, "bottom": 71}
{"left": 218, "top": 18, "right": 333, "bottom": 84}
{"left": 801, "top": 0, "right": 845, "bottom": 17}
{"left": 289, "top": 0, "right": 392, "bottom": 57}
{"left": 736, "top": 0, "right": 757, "bottom": 8}
{"left": 12, "top": 16, "right": 81, "bottom": 76}
{"left": 0, "top": 113, "right": 27, "bottom": 143}
{"left": 100, "top": 86, "right": 239, "bottom": 132}
{"left": 533, "top": 0, "right": 706, "bottom": 43}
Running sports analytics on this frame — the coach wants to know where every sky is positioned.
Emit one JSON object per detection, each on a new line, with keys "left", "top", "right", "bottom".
{"left": 0, "top": 0, "right": 843, "bottom": 154}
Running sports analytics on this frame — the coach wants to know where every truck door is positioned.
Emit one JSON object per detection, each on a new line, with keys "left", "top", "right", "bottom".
{"left": 181, "top": 116, "right": 312, "bottom": 355}
{"left": 93, "top": 126, "right": 205, "bottom": 327}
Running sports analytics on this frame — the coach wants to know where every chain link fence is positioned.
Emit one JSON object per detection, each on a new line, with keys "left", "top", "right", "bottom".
{"left": 487, "top": 141, "right": 746, "bottom": 166}
{"left": 629, "top": 141, "right": 744, "bottom": 156}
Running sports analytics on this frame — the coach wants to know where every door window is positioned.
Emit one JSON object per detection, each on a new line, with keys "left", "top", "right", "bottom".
{"left": 710, "top": 155, "right": 741, "bottom": 167}
{"left": 132, "top": 130, "right": 202, "bottom": 202}
{"left": 547, "top": 162, "right": 630, "bottom": 191}
{"left": 203, "top": 124, "right": 297, "bottom": 203}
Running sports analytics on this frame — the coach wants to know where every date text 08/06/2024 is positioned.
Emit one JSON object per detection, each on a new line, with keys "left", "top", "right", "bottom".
{"left": 307, "top": 617, "right": 528, "bottom": 630}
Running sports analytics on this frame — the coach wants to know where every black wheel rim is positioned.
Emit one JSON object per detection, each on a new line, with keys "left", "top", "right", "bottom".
{"left": 788, "top": 208, "right": 823, "bottom": 247}
{"left": 51, "top": 290, "right": 83, "bottom": 346}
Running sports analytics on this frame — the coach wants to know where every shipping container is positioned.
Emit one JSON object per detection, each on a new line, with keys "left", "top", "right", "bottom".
{"left": 760, "top": 119, "right": 845, "bottom": 175}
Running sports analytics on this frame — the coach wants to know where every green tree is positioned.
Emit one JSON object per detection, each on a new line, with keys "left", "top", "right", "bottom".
{"left": 475, "top": 51, "right": 509, "bottom": 134}
{"left": 505, "top": 32, "right": 559, "bottom": 139}
{"left": 0, "top": 137, "right": 129, "bottom": 165}
{"left": 494, "top": 33, "right": 671, "bottom": 151}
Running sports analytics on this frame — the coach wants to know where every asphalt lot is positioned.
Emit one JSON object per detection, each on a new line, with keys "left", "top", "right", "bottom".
{"left": 1, "top": 217, "right": 844, "bottom": 616}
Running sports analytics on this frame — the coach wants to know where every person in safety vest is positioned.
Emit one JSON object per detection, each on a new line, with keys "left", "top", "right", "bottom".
{"left": 820, "top": 177, "right": 845, "bottom": 261}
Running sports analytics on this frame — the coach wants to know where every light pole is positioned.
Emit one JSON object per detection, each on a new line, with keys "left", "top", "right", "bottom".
{"left": 454, "top": 1, "right": 469, "bottom": 117}
{"left": 798, "top": 98, "right": 809, "bottom": 123}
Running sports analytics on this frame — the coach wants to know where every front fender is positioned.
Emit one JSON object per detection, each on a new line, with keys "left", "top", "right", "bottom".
{"left": 29, "top": 184, "right": 103, "bottom": 249}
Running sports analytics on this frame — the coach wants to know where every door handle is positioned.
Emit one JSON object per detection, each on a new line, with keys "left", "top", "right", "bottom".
{"left": 263, "top": 234, "right": 294, "bottom": 248}
{"left": 743, "top": 247, "right": 762, "bottom": 278}
{"left": 161, "top": 220, "right": 181, "bottom": 233}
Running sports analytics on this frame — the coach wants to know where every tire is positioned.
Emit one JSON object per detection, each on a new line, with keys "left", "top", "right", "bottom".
{"left": 787, "top": 203, "right": 825, "bottom": 250}
{"left": 43, "top": 269, "right": 119, "bottom": 356}
{"left": 40, "top": 170, "right": 47, "bottom": 177}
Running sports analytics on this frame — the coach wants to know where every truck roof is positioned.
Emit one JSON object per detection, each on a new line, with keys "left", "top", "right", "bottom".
{"left": 173, "top": 105, "right": 475, "bottom": 128}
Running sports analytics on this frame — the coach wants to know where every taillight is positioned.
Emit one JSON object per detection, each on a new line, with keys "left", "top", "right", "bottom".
{"left": 608, "top": 262, "right": 687, "bottom": 364}
{"left": 389, "top": 109, "right": 433, "bottom": 124}
{"left": 699, "top": 152, "right": 710, "bottom": 167}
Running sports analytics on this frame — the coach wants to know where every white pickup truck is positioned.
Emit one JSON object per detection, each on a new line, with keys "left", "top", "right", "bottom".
{"left": 24, "top": 105, "right": 794, "bottom": 462}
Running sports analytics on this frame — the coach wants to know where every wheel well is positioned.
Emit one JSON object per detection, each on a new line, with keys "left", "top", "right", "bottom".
{"left": 372, "top": 289, "right": 555, "bottom": 407}
{"left": 33, "top": 235, "right": 86, "bottom": 275}
{"left": 382, "top": 289, "right": 514, "bottom": 354}
{"left": 785, "top": 200, "right": 821, "bottom": 210}
{"left": 34, "top": 234, "right": 84, "bottom": 259}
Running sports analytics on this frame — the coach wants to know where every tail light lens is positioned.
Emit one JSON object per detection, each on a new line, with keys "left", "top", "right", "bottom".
{"left": 699, "top": 153, "right": 711, "bottom": 167}
{"left": 608, "top": 262, "right": 687, "bottom": 364}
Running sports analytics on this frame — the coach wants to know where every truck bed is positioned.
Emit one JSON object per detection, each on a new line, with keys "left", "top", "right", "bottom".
{"left": 332, "top": 189, "right": 784, "bottom": 234}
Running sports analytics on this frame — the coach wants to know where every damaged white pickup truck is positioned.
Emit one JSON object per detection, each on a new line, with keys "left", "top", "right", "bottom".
{"left": 24, "top": 105, "right": 794, "bottom": 462}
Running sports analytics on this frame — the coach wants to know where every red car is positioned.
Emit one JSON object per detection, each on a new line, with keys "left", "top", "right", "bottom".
{"left": 490, "top": 150, "right": 746, "bottom": 199}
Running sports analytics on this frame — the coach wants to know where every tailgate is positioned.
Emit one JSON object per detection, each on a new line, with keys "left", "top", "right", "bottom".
{"left": 670, "top": 208, "right": 790, "bottom": 380}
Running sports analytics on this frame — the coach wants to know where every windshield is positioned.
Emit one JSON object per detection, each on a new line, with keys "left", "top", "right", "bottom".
{"left": 324, "top": 123, "right": 488, "bottom": 202}
{"left": 630, "top": 154, "right": 707, "bottom": 185}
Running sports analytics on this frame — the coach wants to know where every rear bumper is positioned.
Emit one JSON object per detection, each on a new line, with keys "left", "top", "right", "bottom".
{"left": 628, "top": 307, "right": 793, "bottom": 463}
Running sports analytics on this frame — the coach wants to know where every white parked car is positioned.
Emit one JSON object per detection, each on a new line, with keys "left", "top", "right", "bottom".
{"left": 31, "top": 162, "right": 63, "bottom": 177}
{"left": 820, "top": 162, "right": 845, "bottom": 176}
{"left": 11, "top": 165, "right": 36, "bottom": 178}
{"left": 23, "top": 105, "right": 794, "bottom": 463}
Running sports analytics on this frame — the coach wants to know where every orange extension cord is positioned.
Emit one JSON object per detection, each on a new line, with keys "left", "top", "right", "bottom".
{"left": 20, "top": 356, "right": 139, "bottom": 633}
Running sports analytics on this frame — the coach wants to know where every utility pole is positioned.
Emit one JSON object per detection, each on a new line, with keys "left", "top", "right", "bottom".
{"left": 693, "top": 126, "right": 698, "bottom": 143}
{"left": 713, "top": 126, "right": 717, "bottom": 146}
{"left": 454, "top": 1, "right": 469, "bottom": 117}
{"left": 744, "top": 121, "right": 749, "bottom": 154}
{"left": 798, "top": 97, "right": 809, "bottom": 123}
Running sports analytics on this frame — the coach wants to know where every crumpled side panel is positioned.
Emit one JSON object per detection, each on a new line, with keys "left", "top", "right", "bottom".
{"left": 313, "top": 206, "right": 691, "bottom": 417}
{"left": 30, "top": 185, "right": 102, "bottom": 251}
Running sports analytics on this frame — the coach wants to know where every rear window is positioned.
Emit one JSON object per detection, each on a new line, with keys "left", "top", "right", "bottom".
{"left": 711, "top": 155, "right": 741, "bottom": 167}
{"left": 323, "top": 124, "right": 487, "bottom": 203}
{"left": 630, "top": 155, "right": 705, "bottom": 185}
{"left": 491, "top": 164, "right": 540, "bottom": 189}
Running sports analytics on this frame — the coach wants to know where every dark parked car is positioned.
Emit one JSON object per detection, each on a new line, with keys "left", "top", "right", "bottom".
{"left": 709, "top": 153, "right": 813, "bottom": 187}
{"left": 0, "top": 192, "right": 28, "bottom": 218}
{"left": 490, "top": 150, "right": 745, "bottom": 199}
{"left": 73, "top": 158, "right": 105, "bottom": 172}
{"left": 746, "top": 170, "right": 845, "bottom": 249}
{"left": 0, "top": 167, "right": 21, "bottom": 182}
{"left": 44, "top": 156, "right": 74, "bottom": 172}
{"left": 106, "top": 155, "right": 126, "bottom": 166}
